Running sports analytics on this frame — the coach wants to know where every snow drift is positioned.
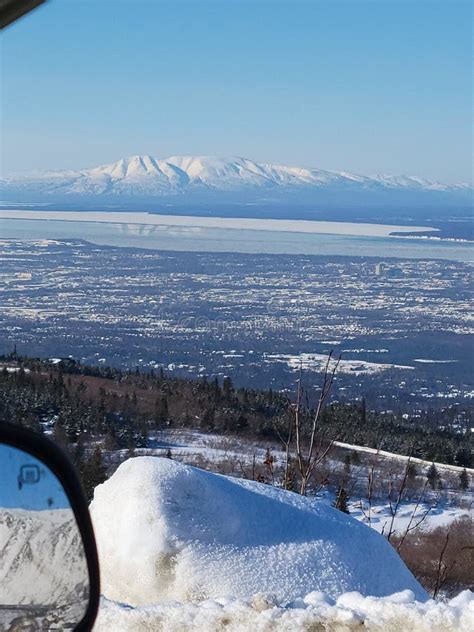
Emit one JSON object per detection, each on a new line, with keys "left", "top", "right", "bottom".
{"left": 94, "top": 590, "right": 474, "bottom": 632}
{"left": 90, "top": 457, "right": 426, "bottom": 607}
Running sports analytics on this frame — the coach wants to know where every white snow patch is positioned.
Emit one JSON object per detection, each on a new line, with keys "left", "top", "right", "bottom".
{"left": 265, "top": 352, "right": 413, "bottom": 374}
{"left": 90, "top": 457, "right": 426, "bottom": 608}
{"left": 94, "top": 590, "right": 474, "bottom": 632}
{"left": 413, "top": 359, "right": 458, "bottom": 364}
{"left": 349, "top": 501, "right": 472, "bottom": 535}
{"left": 334, "top": 441, "right": 474, "bottom": 475}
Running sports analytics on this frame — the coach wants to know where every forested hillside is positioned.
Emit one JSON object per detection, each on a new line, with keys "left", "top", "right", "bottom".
{"left": 1, "top": 352, "right": 472, "bottom": 596}
{"left": 1, "top": 353, "right": 471, "bottom": 469}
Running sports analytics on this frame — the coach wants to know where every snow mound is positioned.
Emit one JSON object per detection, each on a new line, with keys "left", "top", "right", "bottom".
{"left": 90, "top": 457, "right": 427, "bottom": 607}
{"left": 94, "top": 590, "right": 474, "bottom": 632}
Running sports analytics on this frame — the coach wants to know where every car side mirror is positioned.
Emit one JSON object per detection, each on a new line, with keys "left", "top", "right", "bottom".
{"left": 0, "top": 1, "right": 47, "bottom": 29}
{"left": 0, "top": 422, "right": 100, "bottom": 631}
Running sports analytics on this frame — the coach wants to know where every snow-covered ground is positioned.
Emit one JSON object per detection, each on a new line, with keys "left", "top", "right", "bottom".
{"left": 334, "top": 441, "right": 473, "bottom": 475}
{"left": 95, "top": 590, "right": 474, "bottom": 632}
{"left": 112, "top": 429, "right": 473, "bottom": 536}
{"left": 349, "top": 499, "right": 471, "bottom": 535}
{"left": 265, "top": 352, "right": 414, "bottom": 374}
{"left": 90, "top": 457, "right": 472, "bottom": 631}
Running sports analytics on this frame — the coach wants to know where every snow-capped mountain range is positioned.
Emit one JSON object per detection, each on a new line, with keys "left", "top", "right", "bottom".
{"left": 2, "top": 154, "right": 471, "bottom": 216}
{"left": 0, "top": 508, "right": 88, "bottom": 606}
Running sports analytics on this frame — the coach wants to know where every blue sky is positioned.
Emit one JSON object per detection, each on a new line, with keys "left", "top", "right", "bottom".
{"left": 2, "top": 0, "right": 472, "bottom": 182}
{"left": 0, "top": 444, "right": 70, "bottom": 510}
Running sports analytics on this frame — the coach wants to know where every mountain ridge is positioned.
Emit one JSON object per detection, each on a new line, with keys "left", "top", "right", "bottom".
{"left": 2, "top": 154, "right": 471, "bottom": 219}
{"left": 5, "top": 153, "right": 470, "bottom": 189}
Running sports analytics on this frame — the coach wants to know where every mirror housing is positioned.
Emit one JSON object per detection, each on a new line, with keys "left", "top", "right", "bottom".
{"left": 0, "top": 0, "right": 46, "bottom": 29}
{"left": 0, "top": 422, "right": 100, "bottom": 631}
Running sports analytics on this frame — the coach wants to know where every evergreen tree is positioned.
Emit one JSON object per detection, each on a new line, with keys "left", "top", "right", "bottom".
{"left": 212, "top": 377, "right": 220, "bottom": 402}
{"left": 343, "top": 454, "right": 351, "bottom": 481}
{"left": 455, "top": 447, "right": 473, "bottom": 468}
{"left": 104, "top": 427, "right": 118, "bottom": 451}
{"left": 154, "top": 396, "right": 168, "bottom": 426}
{"left": 80, "top": 446, "right": 107, "bottom": 501}
{"left": 223, "top": 376, "right": 233, "bottom": 398}
{"left": 53, "top": 420, "right": 69, "bottom": 450}
{"left": 426, "top": 463, "right": 439, "bottom": 490}
{"left": 136, "top": 420, "right": 149, "bottom": 447}
{"left": 201, "top": 407, "right": 215, "bottom": 429}
{"left": 405, "top": 461, "right": 418, "bottom": 496}
{"left": 351, "top": 450, "right": 361, "bottom": 465}
{"left": 334, "top": 485, "right": 350, "bottom": 514}
{"left": 459, "top": 468, "right": 469, "bottom": 491}
{"left": 73, "top": 435, "right": 86, "bottom": 470}
{"left": 235, "top": 413, "right": 248, "bottom": 431}
{"left": 406, "top": 462, "right": 417, "bottom": 481}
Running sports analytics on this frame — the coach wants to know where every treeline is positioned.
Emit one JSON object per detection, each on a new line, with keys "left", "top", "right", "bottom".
{"left": 1, "top": 353, "right": 471, "bottom": 469}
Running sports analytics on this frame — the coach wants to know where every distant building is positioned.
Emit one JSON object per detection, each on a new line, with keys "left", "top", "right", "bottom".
{"left": 375, "top": 262, "right": 404, "bottom": 278}
{"left": 375, "top": 262, "right": 386, "bottom": 277}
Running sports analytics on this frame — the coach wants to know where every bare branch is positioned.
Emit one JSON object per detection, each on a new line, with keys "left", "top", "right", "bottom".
{"left": 386, "top": 446, "right": 415, "bottom": 542}
{"left": 432, "top": 532, "right": 450, "bottom": 599}
{"left": 298, "top": 352, "right": 340, "bottom": 495}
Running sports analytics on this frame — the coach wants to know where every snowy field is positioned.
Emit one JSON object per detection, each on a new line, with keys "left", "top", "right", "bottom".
{"left": 90, "top": 458, "right": 472, "bottom": 631}
{"left": 111, "top": 429, "right": 473, "bottom": 536}
{"left": 348, "top": 499, "right": 471, "bottom": 535}
{"left": 265, "top": 352, "right": 414, "bottom": 375}
{"left": 334, "top": 441, "right": 472, "bottom": 474}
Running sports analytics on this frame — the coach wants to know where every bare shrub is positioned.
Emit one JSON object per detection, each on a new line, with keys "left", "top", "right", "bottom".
{"left": 393, "top": 516, "right": 474, "bottom": 597}
{"left": 274, "top": 353, "right": 340, "bottom": 495}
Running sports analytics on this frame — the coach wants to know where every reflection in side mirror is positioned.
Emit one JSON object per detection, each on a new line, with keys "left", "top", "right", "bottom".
{"left": 0, "top": 425, "right": 100, "bottom": 632}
